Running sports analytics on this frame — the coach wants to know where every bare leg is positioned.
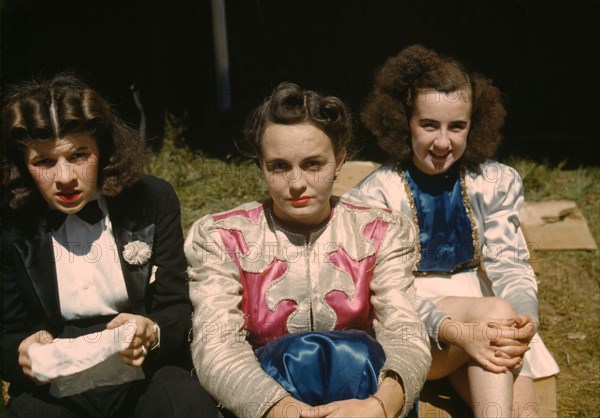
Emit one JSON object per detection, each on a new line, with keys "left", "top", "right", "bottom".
{"left": 432, "top": 296, "right": 518, "bottom": 418}
{"left": 445, "top": 360, "right": 513, "bottom": 417}
{"left": 447, "top": 364, "right": 470, "bottom": 403}
{"left": 428, "top": 338, "right": 469, "bottom": 380}
{"left": 512, "top": 375, "right": 538, "bottom": 418}
{"left": 446, "top": 363, "right": 538, "bottom": 418}
{"left": 468, "top": 360, "right": 514, "bottom": 417}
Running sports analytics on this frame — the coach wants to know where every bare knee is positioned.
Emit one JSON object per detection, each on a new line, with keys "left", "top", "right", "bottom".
{"left": 482, "top": 297, "right": 516, "bottom": 319}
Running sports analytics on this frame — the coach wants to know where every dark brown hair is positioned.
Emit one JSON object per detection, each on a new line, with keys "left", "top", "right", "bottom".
{"left": 361, "top": 44, "right": 507, "bottom": 170}
{"left": 240, "top": 82, "right": 355, "bottom": 161}
{"left": 2, "top": 73, "right": 145, "bottom": 209}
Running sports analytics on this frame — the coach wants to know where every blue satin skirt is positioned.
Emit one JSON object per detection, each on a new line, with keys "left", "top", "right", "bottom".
{"left": 256, "top": 329, "right": 385, "bottom": 406}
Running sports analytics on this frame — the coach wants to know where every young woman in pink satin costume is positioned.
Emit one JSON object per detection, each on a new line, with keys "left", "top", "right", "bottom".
{"left": 344, "top": 45, "right": 559, "bottom": 417}
{"left": 185, "top": 82, "right": 431, "bottom": 418}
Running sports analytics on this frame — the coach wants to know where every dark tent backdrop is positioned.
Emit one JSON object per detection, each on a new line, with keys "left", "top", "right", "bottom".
{"left": 2, "top": 0, "right": 598, "bottom": 166}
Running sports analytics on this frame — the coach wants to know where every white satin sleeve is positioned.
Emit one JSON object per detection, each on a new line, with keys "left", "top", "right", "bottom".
{"left": 473, "top": 163, "right": 539, "bottom": 321}
{"left": 344, "top": 165, "right": 451, "bottom": 346}
{"left": 369, "top": 210, "right": 431, "bottom": 417}
{"left": 184, "top": 215, "right": 288, "bottom": 418}
{"left": 343, "top": 163, "right": 404, "bottom": 210}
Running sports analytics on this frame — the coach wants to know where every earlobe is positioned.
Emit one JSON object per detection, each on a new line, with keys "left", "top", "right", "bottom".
{"left": 334, "top": 149, "right": 347, "bottom": 178}
{"left": 334, "top": 167, "right": 342, "bottom": 181}
{"left": 336, "top": 148, "right": 347, "bottom": 166}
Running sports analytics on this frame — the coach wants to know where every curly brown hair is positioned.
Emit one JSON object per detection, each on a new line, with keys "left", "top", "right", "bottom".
{"left": 240, "top": 82, "right": 355, "bottom": 161}
{"left": 361, "top": 44, "right": 507, "bottom": 170}
{"left": 2, "top": 73, "right": 145, "bottom": 209}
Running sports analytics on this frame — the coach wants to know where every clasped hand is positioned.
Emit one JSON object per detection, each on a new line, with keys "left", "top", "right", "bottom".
{"left": 458, "top": 314, "right": 537, "bottom": 373}
{"left": 18, "top": 313, "right": 156, "bottom": 384}
{"left": 266, "top": 396, "right": 391, "bottom": 418}
{"left": 18, "top": 330, "right": 54, "bottom": 384}
{"left": 107, "top": 313, "right": 157, "bottom": 367}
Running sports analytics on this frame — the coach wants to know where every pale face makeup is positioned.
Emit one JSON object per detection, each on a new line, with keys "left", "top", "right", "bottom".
{"left": 409, "top": 89, "right": 472, "bottom": 175}
{"left": 260, "top": 123, "right": 346, "bottom": 230}
{"left": 25, "top": 134, "right": 100, "bottom": 214}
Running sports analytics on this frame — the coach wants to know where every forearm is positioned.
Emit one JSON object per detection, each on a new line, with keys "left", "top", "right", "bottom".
{"left": 146, "top": 302, "right": 191, "bottom": 354}
{"left": 416, "top": 294, "right": 451, "bottom": 347}
{"left": 373, "top": 376, "right": 404, "bottom": 418}
{"left": 190, "top": 279, "right": 288, "bottom": 417}
{"left": 438, "top": 317, "right": 470, "bottom": 348}
{"left": 192, "top": 337, "right": 288, "bottom": 418}
{"left": 438, "top": 317, "right": 490, "bottom": 351}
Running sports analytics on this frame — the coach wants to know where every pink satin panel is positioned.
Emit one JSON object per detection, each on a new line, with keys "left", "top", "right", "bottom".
{"left": 240, "top": 259, "right": 296, "bottom": 347}
{"left": 325, "top": 218, "right": 390, "bottom": 330}
{"left": 341, "top": 200, "right": 392, "bottom": 214}
{"left": 218, "top": 228, "right": 296, "bottom": 347}
{"left": 213, "top": 204, "right": 264, "bottom": 223}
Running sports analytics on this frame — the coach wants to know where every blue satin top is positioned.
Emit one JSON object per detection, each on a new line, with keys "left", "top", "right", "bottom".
{"left": 403, "top": 161, "right": 475, "bottom": 273}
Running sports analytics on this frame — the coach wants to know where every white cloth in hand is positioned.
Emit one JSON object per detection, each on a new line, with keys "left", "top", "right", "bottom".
{"left": 29, "top": 321, "right": 145, "bottom": 397}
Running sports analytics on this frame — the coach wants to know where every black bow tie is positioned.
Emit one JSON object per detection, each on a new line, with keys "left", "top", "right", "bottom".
{"left": 47, "top": 199, "right": 104, "bottom": 230}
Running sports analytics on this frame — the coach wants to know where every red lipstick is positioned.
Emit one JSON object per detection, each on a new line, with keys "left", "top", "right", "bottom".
{"left": 289, "top": 196, "right": 311, "bottom": 207}
{"left": 57, "top": 191, "right": 81, "bottom": 202}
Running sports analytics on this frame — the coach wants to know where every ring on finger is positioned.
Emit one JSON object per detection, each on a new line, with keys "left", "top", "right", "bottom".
{"left": 142, "top": 345, "right": 148, "bottom": 356}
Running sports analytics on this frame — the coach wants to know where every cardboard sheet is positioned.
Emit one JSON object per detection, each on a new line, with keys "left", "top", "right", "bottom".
{"left": 520, "top": 200, "right": 597, "bottom": 250}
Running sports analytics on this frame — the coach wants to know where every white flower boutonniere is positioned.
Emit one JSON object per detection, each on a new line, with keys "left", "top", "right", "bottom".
{"left": 123, "top": 240, "right": 152, "bottom": 266}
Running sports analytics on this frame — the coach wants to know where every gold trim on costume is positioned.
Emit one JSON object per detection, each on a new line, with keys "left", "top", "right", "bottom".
{"left": 396, "top": 162, "right": 422, "bottom": 273}
{"left": 459, "top": 166, "right": 480, "bottom": 264}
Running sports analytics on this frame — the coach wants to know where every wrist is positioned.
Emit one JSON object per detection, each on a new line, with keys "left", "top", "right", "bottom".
{"left": 369, "top": 394, "right": 388, "bottom": 418}
{"left": 265, "top": 395, "right": 293, "bottom": 418}
{"left": 439, "top": 318, "right": 468, "bottom": 348}
{"left": 376, "top": 371, "right": 405, "bottom": 417}
{"left": 149, "top": 322, "right": 160, "bottom": 350}
{"left": 384, "top": 370, "right": 401, "bottom": 384}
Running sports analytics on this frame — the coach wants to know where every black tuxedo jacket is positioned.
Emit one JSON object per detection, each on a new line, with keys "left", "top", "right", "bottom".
{"left": 2, "top": 175, "right": 193, "bottom": 391}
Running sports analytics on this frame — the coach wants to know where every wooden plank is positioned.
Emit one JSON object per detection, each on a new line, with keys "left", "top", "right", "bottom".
{"left": 534, "top": 376, "right": 557, "bottom": 418}
{"left": 331, "top": 160, "right": 381, "bottom": 197}
{"left": 418, "top": 376, "right": 557, "bottom": 418}
{"left": 418, "top": 378, "right": 472, "bottom": 418}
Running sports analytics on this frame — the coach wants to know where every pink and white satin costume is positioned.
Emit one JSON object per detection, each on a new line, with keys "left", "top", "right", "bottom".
{"left": 185, "top": 198, "right": 431, "bottom": 418}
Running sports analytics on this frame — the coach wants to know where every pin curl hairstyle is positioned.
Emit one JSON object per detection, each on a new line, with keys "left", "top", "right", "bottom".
{"left": 2, "top": 73, "right": 145, "bottom": 209}
{"left": 240, "top": 82, "right": 355, "bottom": 161}
{"left": 361, "top": 44, "right": 507, "bottom": 170}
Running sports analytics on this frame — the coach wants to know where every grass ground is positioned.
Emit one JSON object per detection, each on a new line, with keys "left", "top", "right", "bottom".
{"left": 508, "top": 159, "right": 600, "bottom": 417}
{"left": 147, "top": 118, "right": 599, "bottom": 417}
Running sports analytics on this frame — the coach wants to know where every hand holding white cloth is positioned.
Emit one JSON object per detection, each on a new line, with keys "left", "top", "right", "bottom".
{"left": 28, "top": 321, "right": 145, "bottom": 397}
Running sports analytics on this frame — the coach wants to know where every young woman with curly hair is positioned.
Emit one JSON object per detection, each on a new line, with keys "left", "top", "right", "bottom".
{"left": 2, "top": 73, "right": 217, "bottom": 418}
{"left": 344, "top": 45, "right": 559, "bottom": 417}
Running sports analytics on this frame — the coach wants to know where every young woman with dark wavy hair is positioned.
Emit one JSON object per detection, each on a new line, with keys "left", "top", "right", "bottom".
{"left": 185, "top": 82, "right": 431, "bottom": 418}
{"left": 2, "top": 73, "right": 216, "bottom": 418}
